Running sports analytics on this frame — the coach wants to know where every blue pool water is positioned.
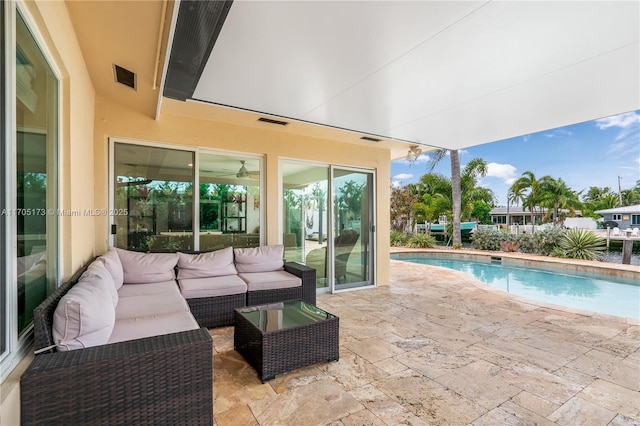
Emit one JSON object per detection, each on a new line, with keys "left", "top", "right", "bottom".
{"left": 392, "top": 254, "right": 640, "bottom": 319}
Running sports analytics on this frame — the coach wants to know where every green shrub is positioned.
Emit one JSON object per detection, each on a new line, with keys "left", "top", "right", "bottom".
{"left": 406, "top": 233, "right": 437, "bottom": 248}
{"left": 390, "top": 230, "right": 409, "bottom": 247}
{"left": 471, "top": 228, "right": 514, "bottom": 251}
{"left": 517, "top": 227, "right": 565, "bottom": 255}
{"left": 553, "top": 229, "right": 605, "bottom": 260}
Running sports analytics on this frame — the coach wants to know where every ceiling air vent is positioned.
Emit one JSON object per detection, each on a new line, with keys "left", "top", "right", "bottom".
{"left": 361, "top": 136, "right": 382, "bottom": 142}
{"left": 113, "top": 64, "right": 137, "bottom": 90}
{"left": 258, "top": 117, "right": 289, "bottom": 126}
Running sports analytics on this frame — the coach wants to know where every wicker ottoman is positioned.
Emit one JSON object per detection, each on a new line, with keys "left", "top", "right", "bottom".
{"left": 234, "top": 300, "right": 339, "bottom": 382}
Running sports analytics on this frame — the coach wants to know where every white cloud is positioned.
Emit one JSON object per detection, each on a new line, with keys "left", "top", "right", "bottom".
{"left": 486, "top": 162, "right": 518, "bottom": 182}
{"left": 595, "top": 111, "right": 640, "bottom": 130}
{"left": 603, "top": 113, "right": 640, "bottom": 158}
{"left": 544, "top": 128, "right": 572, "bottom": 138}
{"left": 391, "top": 180, "right": 403, "bottom": 188}
{"left": 393, "top": 173, "right": 413, "bottom": 181}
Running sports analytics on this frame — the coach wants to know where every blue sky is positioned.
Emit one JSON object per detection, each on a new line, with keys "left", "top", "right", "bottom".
{"left": 391, "top": 110, "right": 640, "bottom": 206}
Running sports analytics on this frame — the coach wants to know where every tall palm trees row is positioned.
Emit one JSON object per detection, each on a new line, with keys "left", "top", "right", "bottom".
{"left": 392, "top": 148, "right": 640, "bottom": 246}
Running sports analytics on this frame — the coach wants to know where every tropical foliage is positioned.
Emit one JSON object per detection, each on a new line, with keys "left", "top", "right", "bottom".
{"left": 471, "top": 228, "right": 516, "bottom": 251}
{"left": 390, "top": 154, "right": 495, "bottom": 238}
{"left": 392, "top": 153, "right": 638, "bottom": 258}
{"left": 406, "top": 233, "right": 437, "bottom": 248}
{"left": 552, "top": 229, "right": 606, "bottom": 260}
{"left": 390, "top": 230, "right": 410, "bottom": 247}
{"left": 517, "top": 227, "right": 566, "bottom": 256}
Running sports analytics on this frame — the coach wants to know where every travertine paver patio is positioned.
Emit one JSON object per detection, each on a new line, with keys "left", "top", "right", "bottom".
{"left": 211, "top": 258, "right": 640, "bottom": 425}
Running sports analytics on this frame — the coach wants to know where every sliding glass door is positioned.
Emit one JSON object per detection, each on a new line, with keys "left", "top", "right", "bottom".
{"left": 332, "top": 167, "right": 374, "bottom": 291}
{"left": 281, "top": 162, "right": 374, "bottom": 292}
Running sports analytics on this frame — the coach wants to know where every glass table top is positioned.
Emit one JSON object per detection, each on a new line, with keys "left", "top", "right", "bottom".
{"left": 236, "top": 300, "right": 333, "bottom": 332}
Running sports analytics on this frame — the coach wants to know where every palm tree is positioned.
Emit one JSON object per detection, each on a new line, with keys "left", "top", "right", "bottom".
{"left": 509, "top": 171, "right": 541, "bottom": 226}
{"left": 427, "top": 149, "right": 463, "bottom": 245}
{"left": 459, "top": 157, "right": 492, "bottom": 221}
{"left": 582, "top": 186, "right": 614, "bottom": 203}
{"left": 539, "top": 176, "right": 581, "bottom": 224}
{"left": 425, "top": 150, "right": 490, "bottom": 245}
{"left": 622, "top": 180, "right": 640, "bottom": 205}
{"left": 450, "top": 150, "right": 462, "bottom": 244}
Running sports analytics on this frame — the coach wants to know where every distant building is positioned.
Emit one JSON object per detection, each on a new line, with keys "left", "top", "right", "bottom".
{"left": 594, "top": 205, "right": 640, "bottom": 229}
{"left": 490, "top": 206, "right": 581, "bottom": 226}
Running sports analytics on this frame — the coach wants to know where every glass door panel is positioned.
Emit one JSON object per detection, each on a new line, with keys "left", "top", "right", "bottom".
{"left": 281, "top": 162, "right": 329, "bottom": 290}
{"left": 199, "top": 153, "right": 261, "bottom": 251}
{"left": 113, "top": 143, "right": 194, "bottom": 252}
{"left": 16, "top": 11, "right": 58, "bottom": 337}
{"left": 332, "top": 168, "right": 374, "bottom": 291}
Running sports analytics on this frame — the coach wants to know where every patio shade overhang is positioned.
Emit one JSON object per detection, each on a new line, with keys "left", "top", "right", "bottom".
{"left": 67, "top": 0, "right": 640, "bottom": 159}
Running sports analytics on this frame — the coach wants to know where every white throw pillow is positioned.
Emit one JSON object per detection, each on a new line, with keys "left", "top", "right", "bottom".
{"left": 234, "top": 245, "right": 284, "bottom": 273}
{"left": 115, "top": 249, "right": 179, "bottom": 284}
{"left": 52, "top": 272, "right": 116, "bottom": 351}
{"left": 98, "top": 247, "right": 124, "bottom": 290}
{"left": 177, "top": 247, "right": 237, "bottom": 279}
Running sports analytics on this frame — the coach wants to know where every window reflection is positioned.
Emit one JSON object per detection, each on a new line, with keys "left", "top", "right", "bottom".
{"left": 114, "top": 144, "right": 194, "bottom": 252}
{"left": 199, "top": 154, "right": 261, "bottom": 251}
{"left": 16, "top": 12, "right": 58, "bottom": 336}
{"left": 281, "top": 162, "right": 329, "bottom": 289}
{"left": 112, "top": 146, "right": 262, "bottom": 252}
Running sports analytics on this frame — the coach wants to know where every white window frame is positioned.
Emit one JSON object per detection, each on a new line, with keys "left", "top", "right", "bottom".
{"left": 2, "top": 0, "right": 62, "bottom": 381}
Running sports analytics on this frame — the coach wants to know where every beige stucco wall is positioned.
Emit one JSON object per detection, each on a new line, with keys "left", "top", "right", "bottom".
{"left": 93, "top": 96, "right": 391, "bottom": 286}
{"left": 1, "top": 0, "right": 96, "bottom": 422}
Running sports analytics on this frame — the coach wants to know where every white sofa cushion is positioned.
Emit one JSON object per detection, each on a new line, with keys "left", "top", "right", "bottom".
{"left": 234, "top": 245, "right": 284, "bottom": 273}
{"left": 52, "top": 271, "right": 116, "bottom": 351}
{"left": 177, "top": 247, "right": 237, "bottom": 279}
{"left": 84, "top": 260, "right": 118, "bottom": 307}
{"left": 117, "top": 280, "right": 180, "bottom": 298}
{"left": 179, "top": 275, "right": 247, "bottom": 299}
{"left": 239, "top": 270, "right": 301, "bottom": 292}
{"left": 97, "top": 247, "right": 124, "bottom": 290}
{"left": 116, "top": 249, "right": 179, "bottom": 284}
{"left": 116, "top": 292, "right": 191, "bottom": 320}
{"left": 108, "top": 311, "right": 199, "bottom": 344}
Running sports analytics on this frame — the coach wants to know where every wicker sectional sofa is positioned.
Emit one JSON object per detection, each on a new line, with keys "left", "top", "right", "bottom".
{"left": 20, "top": 244, "right": 316, "bottom": 424}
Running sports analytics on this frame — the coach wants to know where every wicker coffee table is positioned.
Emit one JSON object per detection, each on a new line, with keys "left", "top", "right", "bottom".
{"left": 234, "top": 300, "right": 339, "bottom": 382}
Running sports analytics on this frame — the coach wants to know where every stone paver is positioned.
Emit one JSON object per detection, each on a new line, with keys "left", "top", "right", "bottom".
{"left": 212, "top": 257, "right": 640, "bottom": 425}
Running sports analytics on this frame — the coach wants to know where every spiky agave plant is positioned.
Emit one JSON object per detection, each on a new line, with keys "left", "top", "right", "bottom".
{"left": 406, "top": 233, "right": 437, "bottom": 249}
{"left": 555, "top": 229, "right": 605, "bottom": 260}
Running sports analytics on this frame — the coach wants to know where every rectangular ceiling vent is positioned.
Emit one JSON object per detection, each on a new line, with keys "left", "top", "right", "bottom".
{"left": 113, "top": 64, "right": 137, "bottom": 90}
{"left": 361, "top": 136, "right": 382, "bottom": 142}
{"left": 258, "top": 117, "right": 289, "bottom": 126}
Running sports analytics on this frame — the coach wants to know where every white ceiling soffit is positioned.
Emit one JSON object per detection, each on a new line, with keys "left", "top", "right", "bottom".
{"left": 188, "top": 1, "right": 639, "bottom": 150}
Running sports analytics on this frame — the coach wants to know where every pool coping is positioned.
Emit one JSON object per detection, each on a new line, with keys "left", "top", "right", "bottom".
{"left": 390, "top": 247, "right": 640, "bottom": 325}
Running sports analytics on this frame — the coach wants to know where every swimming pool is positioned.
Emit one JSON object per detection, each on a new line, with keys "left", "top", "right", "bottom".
{"left": 391, "top": 253, "right": 640, "bottom": 320}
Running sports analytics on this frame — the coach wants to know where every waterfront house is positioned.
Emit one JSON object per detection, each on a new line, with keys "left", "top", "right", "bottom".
{"left": 595, "top": 205, "right": 640, "bottom": 229}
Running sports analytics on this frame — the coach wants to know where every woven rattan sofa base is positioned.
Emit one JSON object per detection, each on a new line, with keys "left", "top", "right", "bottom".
{"left": 187, "top": 292, "right": 246, "bottom": 327}
{"left": 21, "top": 259, "right": 214, "bottom": 425}
{"left": 21, "top": 328, "right": 213, "bottom": 424}
{"left": 234, "top": 307, "right": 339, "bottom": 382}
